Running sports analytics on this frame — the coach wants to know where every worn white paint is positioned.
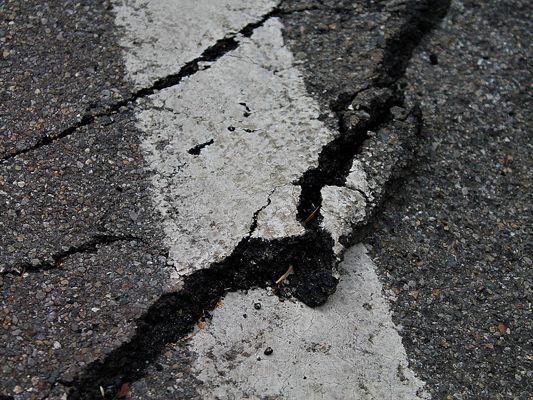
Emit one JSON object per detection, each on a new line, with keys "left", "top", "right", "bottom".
{"left": 189, "top": 244, "right": 428, "bottom": 400}
{"left": 116, "top": 3, "right": 427, "bottom": 398}
{"left": 113, "top": 0, "right": 278, "bottom": 88}
{"left": 137, "top": 19, "right": 336, "bottom": 282}
{"left": 320, "top": 160, "right": 374, "bottom": 258}
{"left": 252, "top": 184, "right": 305, "bottom": 240}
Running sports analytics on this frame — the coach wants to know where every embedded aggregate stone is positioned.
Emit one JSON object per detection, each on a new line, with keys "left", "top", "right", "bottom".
{"left": 3, "top": 0, "right": 528, "bottom": 399}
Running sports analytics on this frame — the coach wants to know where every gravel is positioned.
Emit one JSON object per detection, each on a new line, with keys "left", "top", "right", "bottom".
{"left": 1, "top": 0, "right": 530, "bottom": 398}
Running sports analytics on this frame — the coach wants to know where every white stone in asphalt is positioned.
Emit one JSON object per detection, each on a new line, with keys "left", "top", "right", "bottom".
{"left": 189, "top": 244, "right": 429, "bottom": 400}
{"left": 345, "top": 160, "right": 374, "bottom": 202}
{"left": 136, "top": 19, "right": 336, "bottom": 282}
{"left": 113, "top": 0, "right": 278, "bottom": 88}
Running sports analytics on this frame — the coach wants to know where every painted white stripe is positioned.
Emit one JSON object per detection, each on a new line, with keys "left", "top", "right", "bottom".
{"left": 136, "top": 19, "right": 335, "bottom": 282}
{"left": 189, "top": 244, "right": 429, "bottom": 400}
{"left": 115, "top": 3, "right": 428, "bottom": 397}
{"left": 114, "top": 0, "right": 278, "bottom": 88}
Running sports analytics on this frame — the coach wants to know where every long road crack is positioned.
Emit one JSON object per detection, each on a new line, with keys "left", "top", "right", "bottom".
{"left": 296, "top": 86, "right": 404, "bottom": 222}
{"left": 246, "top": 188, "right": 276, "bottom": 239}
{"left": 64, "top": 1, "right": 450, "bottom": 398}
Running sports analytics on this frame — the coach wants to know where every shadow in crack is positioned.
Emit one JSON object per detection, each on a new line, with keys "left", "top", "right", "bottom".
{"left": 66, "top": 231, "right": 336, "bottom": 399}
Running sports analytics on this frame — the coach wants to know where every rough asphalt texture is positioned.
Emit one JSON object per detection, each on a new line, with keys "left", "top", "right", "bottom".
{"left": 1, "top": 0, "right": 171, "bottom": 397}
{"left": 0, "top": 0, "right": 130, "bottom": 160}
{"left": 0, "top": 0, "right": 531, "bottom": 399}
{"left": 366, "top": 1, "right": 532, "bottom": 399}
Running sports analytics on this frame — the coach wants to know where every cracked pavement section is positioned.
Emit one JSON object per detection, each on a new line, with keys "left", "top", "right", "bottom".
{"left": 0, "top": 0, "right": 275, "bottom": 161}
{"left": 366, "top": 0, "right": 533, "bottom": 398}
{"left": 322, "top": 106, "right": 421, "bottom": 258}
{"left": 2, "top": 0, "right": 529, "bottom": 398}
{"left": 0, "top": 112, "right": 165, "bottom": 275}
{"left": 114, "top": 0, "right": 278, "bottom": 89}
{"left": 61, "top": 1, "right": 446, "bottom": 397}
{"left": 252, "top": 185, "right": 305, "bottom": 240}
{"left": 138, "top": 18, "right": 336, "bottom": 281}
{"left": 1, "top": 240, "right": 170, "bottom": 398}
{"left": 134, "top": 245, "right": 429, "bottom": 399}
{"left": 0, "top": 0, "right": 131, "bottom": 160}
{"left": 1, "top": 0, "right": 455, "bottom": 399}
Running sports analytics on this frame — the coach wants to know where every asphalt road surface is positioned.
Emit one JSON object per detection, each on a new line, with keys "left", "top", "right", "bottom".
{"left": 0, "top": 1, "right": 531, "bottom": 399}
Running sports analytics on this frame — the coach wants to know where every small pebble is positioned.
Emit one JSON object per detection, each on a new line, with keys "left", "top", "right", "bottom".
{"left": 264, "top": 347, "right": 273, "bottom": 356}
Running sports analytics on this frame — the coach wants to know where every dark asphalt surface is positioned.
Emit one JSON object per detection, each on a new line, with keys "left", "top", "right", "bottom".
{"left": 1, "top": 0, "right": 532, "bottom": 399}
{"left": 0, "top": 98, "right": 171, "bottom": 396}
{"left": 0, "top": 0, "right": 130, "bottom": 160}
{"left": 1, "top": 0, "right": 171, "bottom": 397}
{"left": 366, "top": 1, "right": 532, "bottom": 398}
{"left": 285, "top": 0, "right": 532, "bottom": 397}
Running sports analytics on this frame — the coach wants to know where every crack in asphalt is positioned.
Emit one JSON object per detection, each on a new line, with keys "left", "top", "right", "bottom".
{"left": 0, "top": 2, "right": 327, "bottom": 164}
{"left": 187, "top": 139, "right": 215, "bottom": 156}
{"left": 296, "top": 86, "right": 404, "bottom": 224}
{"left": 246, "top": 188, "right": 275, "bottom": 239}
{"left": 353, "top": 186, "right": 371, "bottom": 206}
{"left": 1, "top": 234, "right": 146, "bottom": 276}
{"left": 0, "top": 6, "right": 287, "bottom": 163}
{"left": 64, "top": 1, "right": 451, "bottom": 398}
{"left": 64, "top": 230, "right": 338, "bottom": 399}
{"left": 297, "top": 0, "right": 451, "bottom": 222}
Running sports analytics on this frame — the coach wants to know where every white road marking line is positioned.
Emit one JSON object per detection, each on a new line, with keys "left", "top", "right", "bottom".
{"left": 252, "top": 185, "right": 305, "bottom": 240}
{"left": 136, "top": 19, "right": 335, "bottom": 282}
{"left": 115, "top": 2, "right": 428, "bottom": 396}
{"left": 113, "top": 0, "right": 278, "bottom": 88}
{"left": 190, "top": 244, "right": 429, "bottom": 400}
